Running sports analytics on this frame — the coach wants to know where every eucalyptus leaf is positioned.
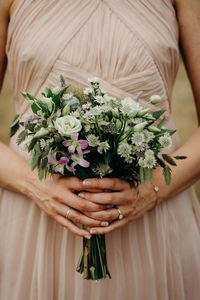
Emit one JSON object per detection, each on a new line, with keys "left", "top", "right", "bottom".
{"left": 139, "top": 167, "right": 145, "bottom": 186}
{"left": 145, "top": 168, "right": 153, "bottom": 182}
{"left": 174, "top": 156, "right": 187, "bottom": 160}
{"left": 162, "top": 154, "right": 177, "bottom": 166}
{"left": 31, "top": 143, "right": 42, "bottom": 170}
{"left": 163, "top": 165, "right": 171, "bottom": 186}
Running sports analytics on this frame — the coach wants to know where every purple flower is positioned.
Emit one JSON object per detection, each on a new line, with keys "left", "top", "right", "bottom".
{"left": 48, "top": 153, "right": 71, "bottom": 175}
{"left": 62, "top": 133, "right": 89, "bottom": 155}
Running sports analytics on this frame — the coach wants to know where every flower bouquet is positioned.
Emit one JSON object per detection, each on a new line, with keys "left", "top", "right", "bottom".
{"left": 11, "top": 75, "right": 185, "bottom": 280}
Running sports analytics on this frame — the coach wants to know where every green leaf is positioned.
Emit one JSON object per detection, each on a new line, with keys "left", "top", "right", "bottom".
{"left": 157, "top": 116, "right": 166, "bottom": 129}
{"left": 174, "top": 156, "right": 187, "bottom": 160}
{"left": 139, "top": 167, "right": 145, "bottom": 186}
{"left": 28, "top": 138, "right": 37, "bottom": 152}
{"left": 31, "top": 143, "right": 41, "bottom": 170}
{"left": 152, "top": 109, "right": 165, "bottom": 120}
{"left": 37, "top": 101, "right": 49, "bottom": 114}
{"left": 104, "top": 152, "right": 111, "bottom": 165}
{"left": 31, "top": 102, "right": 40, "bottom": 114}
{"left": 52, "top": 94, "right": 60, "bottom": 106}
{"left": 27, "top": 123, "right": 36, "bottom": 132}
{"left": 145, "top": 168, "right": 153, "bottom": 182}
{"left": 38, "top": 166, "right": 44, "bottom": 181}
{"left": 45, "top": 87, "right": 53, "bottom": 98}
{"left": 17, "top": 130, "right": 28, "bottom": 145}
{"left": 10, "top": 123, "right": 20, "bottom": 137}
{"left": 163, "top": 165, "right": 171, "bottom": 186}
{"left": 156, "top": 156, "right": 166, "bottom": 168}
{"left": 10, "top": 114, "right": 21, "bottom": 128}
{"left": 162, "top": 154, "right": 177, "bottom": 166}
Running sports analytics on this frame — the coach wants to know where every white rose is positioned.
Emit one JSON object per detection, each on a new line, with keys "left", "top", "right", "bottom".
{"left": 54, "top": 115, "right": 82, "bottom": 136}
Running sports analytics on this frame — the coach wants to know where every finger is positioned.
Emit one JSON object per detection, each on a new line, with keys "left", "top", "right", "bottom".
{"left": 78, "top": 190, "right": 133, "bottom": 205}
{"left": 81, "top": 177, "right": 130, "bottom": 191}
{"left": 52, "top": 189, "right": 106, "bottom": 212}
{"left": 85, "top": 205, "right": 133, "bottom": 222}
{"left": 89, "top": 215, "right": 132, "bottom": 235}
{"left": 53, "top": 201, "right": 109, "bottom": 227}
{"left": 54, "top": 214, "right": 91, "bottom": 238}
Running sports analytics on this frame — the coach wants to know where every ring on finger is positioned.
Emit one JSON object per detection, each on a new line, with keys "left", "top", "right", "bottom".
{"left": 65, "top": 208, "right": 72, "bottom": 219}
{"left": 116, "top": 207, "right": 124, "bottom": 220}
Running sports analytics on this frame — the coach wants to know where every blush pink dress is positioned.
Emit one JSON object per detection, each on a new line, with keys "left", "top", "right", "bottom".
{"left": 1, "top": 0, "right": 200, "bottom": 299}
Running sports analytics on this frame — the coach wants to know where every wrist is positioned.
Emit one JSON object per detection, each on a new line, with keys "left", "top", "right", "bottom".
{"left": 151, "top": 167, "right": 171, "bottom": 205}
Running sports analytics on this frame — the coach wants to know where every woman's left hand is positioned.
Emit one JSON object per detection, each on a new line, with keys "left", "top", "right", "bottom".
{"left": 79, "top": 177, "right": 158, "bottom": 235}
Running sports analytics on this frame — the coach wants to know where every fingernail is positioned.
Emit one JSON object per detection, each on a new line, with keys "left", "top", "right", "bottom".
{"left": 90, "top": 229, "right": 97, "bottom": 234}
{"left": 84, "top": 235, "right": 91, "bottom": 239}
{"left": 79, "top": 193, "right": 85, "bottom": 198}
{"left": 101, "top": 221, "right": 109, "bottom": 227}
{"left": 83, "top": 180, "right": 91, "bottom": 186}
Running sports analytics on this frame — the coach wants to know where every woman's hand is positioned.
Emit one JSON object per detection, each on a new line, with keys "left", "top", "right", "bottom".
{"left": 78, "top": 177, "right": 158, "bottom": 235}
{"left": 24, "top": 173, "right": 112, "bottom": 238}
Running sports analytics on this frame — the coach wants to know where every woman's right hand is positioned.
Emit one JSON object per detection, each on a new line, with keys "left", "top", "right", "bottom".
{"left": 25, "top": 172, "right": 109, "bottom": 239}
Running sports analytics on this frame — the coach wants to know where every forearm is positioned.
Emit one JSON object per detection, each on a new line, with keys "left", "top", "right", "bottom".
{"left": 0, "top": 141, "right": 38, "bottom": 196}
{"left": 153, "top": 127, "right": 200, "bottom": 203}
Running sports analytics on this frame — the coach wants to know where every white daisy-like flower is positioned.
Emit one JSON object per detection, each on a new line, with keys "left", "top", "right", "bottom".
{"left": 83, "top": 88, "right": 94, "bottom": 95}
{"left": 117, "top": 142, "right": 132, "bottom": 157}
{"left": 145, "top": 149, "right": 154, "bottom": 157}
{"left": 39, "top": 138, "right": 46, "bottom": 150}
{"left": 88, "top": 106, "right": 102, "bottom": 116}
{"left": 82, "top": 102, "right": 92, "bottom": 110}
{"left": 84, "top": 124, "right": 91, "bottom": 132}
{"left": 69, "top": 111, "right": 80, "bottom": 118}
{"left": 94, "top": 96, "right": 105, "bottom": 104}
{"left": 124, "top": 156, "right": 134, "bottom": 164}
{"left": 131, "top": 132, "right": 145, "bottom": 146}
{"left": 62, "top": 93, "right": 74, "bottom": 100}
{"left": 143, "top": 155, "right": 157, "bottom": 168}
{"left": 92, "top": 163, "right": 113, "bottom": 178}
{"left": 159, "top": 133, "right": 172, "bottom": 148}
{"left": 97, "top": 141, "right": 110, "bottom": 154}
{"left": 88, "top": 77, "right": 100, "bottom": 83}
{"left": 138, "top": 157, "right": 146, "bottom": 168}
{"left": 132, "top": 143, "right": 149, "bottom": 154}
{"left": 86, "top": 134, "right": 100, "bottom": 147}
{"left": 143, "top": 130, "right": 155, "bottom": 143}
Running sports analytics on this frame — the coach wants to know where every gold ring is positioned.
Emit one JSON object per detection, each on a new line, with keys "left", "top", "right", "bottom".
{"left": 65, "top": 208, "right": 72, "bottom": 219}
{"left": 117, "top": 208, "right": 124, "bottom": 220}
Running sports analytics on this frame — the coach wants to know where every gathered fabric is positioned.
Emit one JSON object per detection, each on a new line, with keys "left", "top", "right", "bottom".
{"left": 1, "top": 1, "right": 200, "bottom": 299}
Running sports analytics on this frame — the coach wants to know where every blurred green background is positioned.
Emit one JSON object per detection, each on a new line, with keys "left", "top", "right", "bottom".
{"left": 0, "top": 61, "right": 199, "bottom": 199}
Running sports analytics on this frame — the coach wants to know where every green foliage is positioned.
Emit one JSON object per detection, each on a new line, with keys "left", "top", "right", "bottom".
{"left": 10, "top": 114, "right": 21, "bottom": 137}
{"left": 162, "top": 154, "right": 177, "bottom": 166}
{"left": 17, "top": 130, "right": 28, "bottom": 145}
{"left": 145, "top": 168, "right": 153, "bottom": 182}
{"left": 163, "top": 165, "right": 171, "bottom": 186}
{"left": 152, "top": 109, "right": 165, "bottom": 120}
{"left": 140, "top": 167, "right": 145, "bottom": 186}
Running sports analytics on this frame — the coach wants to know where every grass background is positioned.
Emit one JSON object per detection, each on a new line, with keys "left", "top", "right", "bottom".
{"left": 0, "top": 61, "right": 199, "bottom": 199}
